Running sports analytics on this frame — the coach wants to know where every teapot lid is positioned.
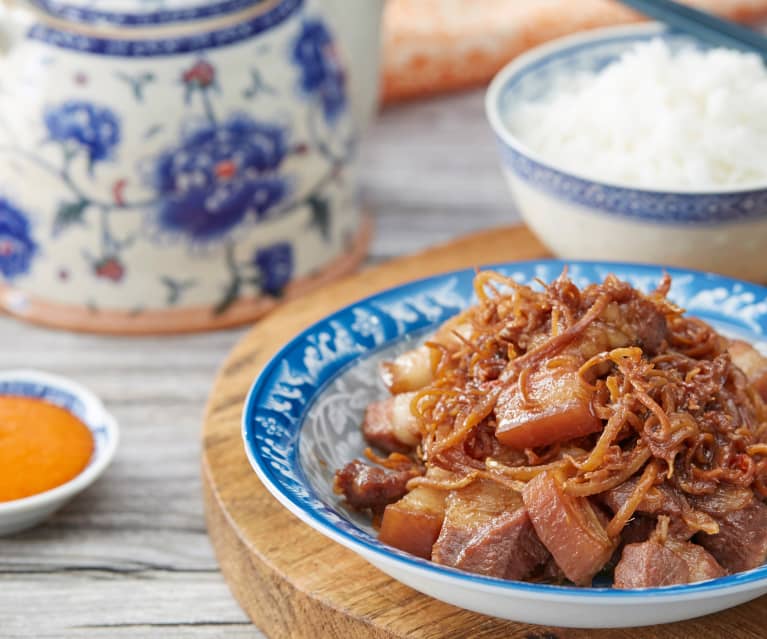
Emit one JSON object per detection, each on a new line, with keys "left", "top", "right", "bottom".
{"left": 29, "top": 0, "right": 269, "bottom": 27}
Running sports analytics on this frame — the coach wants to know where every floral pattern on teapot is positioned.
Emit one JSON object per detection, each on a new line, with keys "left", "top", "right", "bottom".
{"left": 0, "top": 0, "right": 363, "bottom": 318}
{"left": 0, "top": 198, "right": 38, "bottom": 279}
{"left": 31, "top": 0, "right": 267, "bottom": 27}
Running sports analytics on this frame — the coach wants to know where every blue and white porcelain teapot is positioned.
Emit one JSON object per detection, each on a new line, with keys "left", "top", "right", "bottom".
{"left": 0, "top": 0, "right": 383, "bottom": 332}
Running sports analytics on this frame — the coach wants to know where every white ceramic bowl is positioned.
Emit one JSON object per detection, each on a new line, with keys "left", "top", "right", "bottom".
{"left": 486, "top": 23, "right": 767, "bottom": 282}
{"left": 0, "top": 370, "right": 118, "bottom": 536}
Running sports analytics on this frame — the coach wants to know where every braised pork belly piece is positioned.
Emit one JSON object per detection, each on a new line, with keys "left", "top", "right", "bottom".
{"left": 432, "top": 479, "right": 548, "bottom": 579}
{"left": 696, "top": 499, "right": 767, "bottom": 573}
{"left": 614, "top": 517, "right": 726, "bottom": 588}
{"left": 377, "top": 466, "right": 451, "bottom": 559}
{"left": 380, "top": 313, "right": 473, "bottom": 394}
{"left": 523, "top": 470, "right": 616, "bottom": 586}
{"left": 615, "top": 536, "right": 725, "bottom": 588}
{"left": 361, "top": 392, "right": 420, "bottom": 453}
{"left": 333, "top": 460, "right": 416, "bottom": 511}
{"left": 495, "top": 366, "right": 601, "bottom": 450}
{"left": 729, "top": 339, "right": 767, "bottom": 402}
{"left": 334, "top": 270, "right": 767, "bottom": 588}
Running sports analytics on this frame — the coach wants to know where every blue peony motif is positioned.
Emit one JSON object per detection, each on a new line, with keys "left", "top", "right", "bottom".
{"left": 44, "top": 100, "right": 120, "bottom": 170}
{"left": 292, "top": 20, "right": 347, "bottom": 123}
{"left": 150, "top": 114, "right": 290, "bottom": 241}
{"left": 254, "top": 242, "right": 293, "bottom": 295}
{"left": 0, "top": 197, "right": 37, "bottom": 280}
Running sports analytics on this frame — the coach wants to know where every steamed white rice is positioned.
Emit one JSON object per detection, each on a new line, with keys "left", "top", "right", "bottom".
{"left": 506, "top": 40, "right": 767, "bottom": 189}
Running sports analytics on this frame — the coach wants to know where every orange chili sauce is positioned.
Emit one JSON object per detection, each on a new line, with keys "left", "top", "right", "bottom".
{"left": 0, "top": 396, "right": 94, "bottom": 502}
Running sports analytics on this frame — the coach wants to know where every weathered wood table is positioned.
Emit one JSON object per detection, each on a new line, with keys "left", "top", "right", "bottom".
{"left": 0, "top": 90, "right": 520, "bottom": 638}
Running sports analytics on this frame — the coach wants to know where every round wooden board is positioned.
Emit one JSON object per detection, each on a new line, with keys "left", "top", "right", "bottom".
{"left": 202, "top": 225, "right": 767, "bottom": 639}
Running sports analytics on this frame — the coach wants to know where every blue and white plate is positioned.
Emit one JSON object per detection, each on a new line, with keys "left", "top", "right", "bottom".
{"left": 243, "top": 260, "right": 767, "bottom": 628}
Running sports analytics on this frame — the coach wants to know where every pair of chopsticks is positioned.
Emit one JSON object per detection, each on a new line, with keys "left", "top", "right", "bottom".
{"left": 617, "top": 0, "right": 767, "bottom": 58}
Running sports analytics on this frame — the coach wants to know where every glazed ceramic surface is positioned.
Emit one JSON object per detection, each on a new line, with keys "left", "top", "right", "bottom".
{"left": 0, "top": 0, "right": 382, "bottom": 331}
{"left": 0, "top": 369, "right": 118, "bottom": 536}
{"left": 243, "top": 260, "right": 767, "bottom": 628}
{"left": 486, "top": 24, "right": 767, "bottom": 283}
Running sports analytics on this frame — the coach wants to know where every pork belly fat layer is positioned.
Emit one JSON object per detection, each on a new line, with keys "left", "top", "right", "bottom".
{"left": 362, "top": 392, "right": 419, "bottom": 453}
{"left": 495, "top": 368, "right": 600, "bottom": 450}
{"left": 380, "top": 316, "right": 473, "bottom": 394}
{"left": 381, "top": 346, "right": 434, "bottom": 395}
{"left": 378, "top": 470, "right": 450, "bottom": 559}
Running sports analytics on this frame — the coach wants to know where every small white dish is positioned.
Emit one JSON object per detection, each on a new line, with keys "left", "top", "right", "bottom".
{"left": 485, "top": 23, "right": 767, "bottom": 282}
{"left": 0, "top": 369, "right": 119, "bottom": 536}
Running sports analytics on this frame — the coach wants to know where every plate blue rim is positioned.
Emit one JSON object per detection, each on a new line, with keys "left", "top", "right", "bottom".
{"left": 243, "top": 259, "right": 767, "bottom": 599}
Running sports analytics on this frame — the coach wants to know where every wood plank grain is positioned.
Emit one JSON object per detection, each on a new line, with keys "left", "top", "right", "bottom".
{"left": 0, "top": 572, "right": 250, "bottom": 636}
